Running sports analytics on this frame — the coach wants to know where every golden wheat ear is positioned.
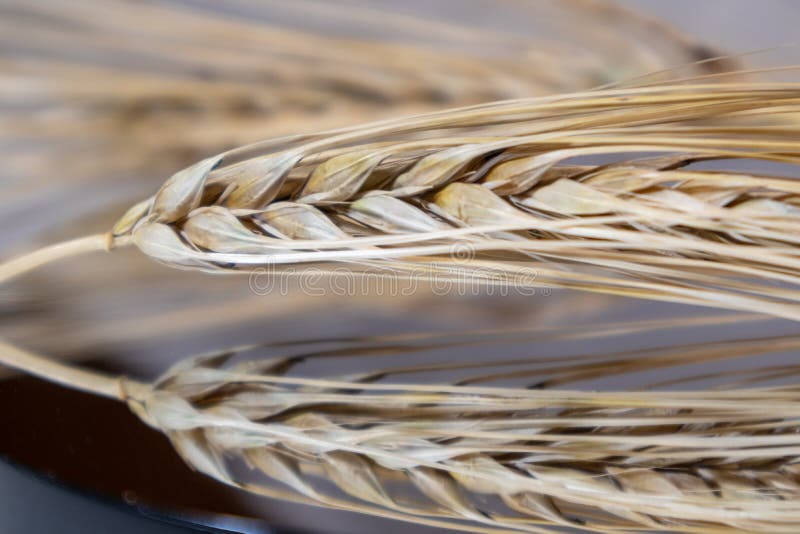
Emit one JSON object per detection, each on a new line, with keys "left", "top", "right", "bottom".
{"left": 101, "top": 82, "right": 800, "bottom": 320}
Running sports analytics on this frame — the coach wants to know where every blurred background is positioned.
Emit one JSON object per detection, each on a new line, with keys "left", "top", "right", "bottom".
{"left": 0, "top": 1, "right": 797, "bottom": 533}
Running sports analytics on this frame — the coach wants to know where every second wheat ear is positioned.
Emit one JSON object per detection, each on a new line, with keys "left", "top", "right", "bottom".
{"left": 2, "top": 82, "right": 800, "bottom": 533}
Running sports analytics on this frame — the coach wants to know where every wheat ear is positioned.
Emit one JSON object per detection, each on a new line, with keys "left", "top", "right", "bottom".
{"left": 99, "top": 82, "right": 800, "bottom": 320}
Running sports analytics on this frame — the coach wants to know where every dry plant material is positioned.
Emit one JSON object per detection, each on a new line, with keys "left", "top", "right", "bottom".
{"left": 2, "top": 312, "right": 800, "bottom": 533}
{"left": 1, "top": 4, "right": 791, "bottom": 532}
{"left": 109, "top": 82, "right": 800, "bottom": 320}
{"left": 1, "top": 0, "right": 719, "bottom": 192}
{"left": 129, "top": 322, "right": 800, "bottom": 534}
{"left": 2, "top": 81, "right": 800, "bottom": 533}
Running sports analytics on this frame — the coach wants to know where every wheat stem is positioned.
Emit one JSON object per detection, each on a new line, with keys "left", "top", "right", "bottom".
{"left": 0, "top": 339, "right": 124, "bottom": 400}
{"left": 0, "top": 233, "right": 144, "bottom": 400}
{"left": 0, "top": 234, "right": 112, "bottom": 284}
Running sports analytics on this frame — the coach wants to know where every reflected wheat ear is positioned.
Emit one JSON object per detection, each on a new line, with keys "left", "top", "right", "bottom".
{"left": 2, "top": 82, "right": 800, "bottom": 533}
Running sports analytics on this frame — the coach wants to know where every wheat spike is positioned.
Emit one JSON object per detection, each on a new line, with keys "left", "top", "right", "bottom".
{"left": 104, "top": 82, "right": 800, "bottom": 320}
{"left": 124, "top": 331, "right": 800, "bottom": 534}
{"left": 3, "top": 313, "right": 800, "bottom": 533}
{"left": 3, "top": 3, "right": 796, "bottom": 531}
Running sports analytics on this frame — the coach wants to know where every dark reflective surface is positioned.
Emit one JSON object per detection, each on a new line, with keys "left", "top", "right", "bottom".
{"left": 0, "top": 373, "right": 271, "bottom": 533}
